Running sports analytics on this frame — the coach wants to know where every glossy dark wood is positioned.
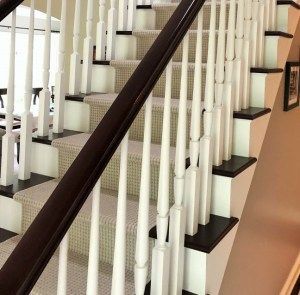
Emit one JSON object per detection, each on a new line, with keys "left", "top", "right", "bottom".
{"left": 0, "top": 228, "right": 17, "bottom": 243}
{"left": 93, "top": 60, "right": 111, "bottom": 65}
{"left": 0, "top": 0, "right": 207, "bottom": 293}
{"left": 137, "top": 4, "right": 152, "bottom": 9}
{"left": 149, "top": 215, "right": 239, "bottom": 253}
{"left": 250, "top": 67, "right": 284, "bottom": 73}
{"left": 265, "top": 31, "right": 294, "bottom": 38}
{"left": 233, "top": 107, "right": 271, "bottom": 120}
{"left": 0, "top": 0, "right": 24, "bottom": 22}
{"left": 277, "top": 0, "right": 300, "bottom": 9}
{"left": 32, "top": 129, "right": 82, "bottom": 145}
{"left": 116, "top": 30, "right": 133, "bottom": 35}
{"left": 144, "top": 283, "right": 196, "bottom": 294}
{"left": 291, "top": 275, "right": 300, "bottom": 295}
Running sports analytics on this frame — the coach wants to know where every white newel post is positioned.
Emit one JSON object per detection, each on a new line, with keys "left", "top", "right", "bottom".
{"left": 57, "top": 233, "right": 69, "bottom": 295}
{"left": 1, "top": 10, "right": 16, "bottom": 186}
{"left": 233, "top": 0, "right": 245, "bottom": 112}
{"left": 198, "top": 0, "right": 216, "bottom": 225}
{"left": 169, "top": 34, "right": 189, "bottom": 294}
{"left": 134, "top": 94, "right": 153, "bottom": 295}
{"left": 127, "top": 0, "right": 137, "bottom": 31}
{"left": 37, "top": 0, "right": 51, "bottom": 136}
{"left": 53, "top": 0, "right": 67, "bottom": 134}
{"left": 118, "top": 0, "right": 128, "bottom": 30}
{"left": 251, "top": 0, "right": 259, "bottom": 67}
{"left": 86, "top": 178, "right": 101, "bottom": 294}
{"left": 213, "top": 0, "right": 226, "bottom": 166}
{"left": 150, "top": 62, "right": 172, "bottom": 295}
{"left": 242, "top": 0, "right": 252, "bottom": 109}
{"left": 96, "top": 0, "right": 106, "bottom": 61}
{"left": 81, "top": 0, "right": 94, "bottom": 94}
{"left": 69, "top": 0, "right": 82, "bottom": 95}
{"left": 184, "top": 12, "right": 203, "bottom": 236}
{"left": 107, "top": 0, "right": 117, "bottom": 60}
{"left": 18, "top": 0, "right": 35, "bottom": 180}
{"left": 257, "top": 0, "right": 266, "bottom": 67}
{"left": 111, "top": 133, "right": 129, "bottom": 294}
{"left": 223, "top": 0, "right": 236, "bottom": 161}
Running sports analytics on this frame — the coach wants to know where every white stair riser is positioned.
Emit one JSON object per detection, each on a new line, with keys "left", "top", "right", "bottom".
{"left": 277, "top": 5, "right": 299, "bottom": 33}
{"left": 0, "top": 196, "right": 22, "bottom": 233}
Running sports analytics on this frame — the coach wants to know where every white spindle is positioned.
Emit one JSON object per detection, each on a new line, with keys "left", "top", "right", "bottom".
{"left": 251, "top": 0, "right": 260, "bottom": 67}
{"left": 270, "top": 0, "right": 277, "bottom": 31}
{"left": 198, "top": 0, "right": 216, "bottom": 225}
{"left": 264, "top": 0, "right": 270, "bottom": 30}
{"left": 107, "top": 0, "right": 117, "bottom": 60}
{"left": 134, "top": 94, "right": 152, "bottom": 295}
{"left": 37, "top": 0, "right": 51, "bottom": 136}
{"left": 86, "top": 178, "right": 101, "bottom": 294}
{"left": 150, "top": 62, "right": 172, "bottom": 295}
{"left": 223, "top": 0, "right": 236, "bottom": 161}
{"left": 184, "top": 12, "right": 203, "bottom": 236}
{"left": 127, "top": 0, "right": 137, "bottom": 31}
{"left": 233, "top": 0, "right": 245, "bottom": 112}
{"left": 18, "top": 0, "right": 35, "bottom": 180}
{"left": 81, "top": 0, "right": 94, "bottom": 94}
{"left": 1, "top": 10, "right": 16, "bottom": 186}
{"left": 118, "top": 0, "right": 128, "bottom": 30}
{"left": 213, "top": 0, "right": 226, "bottom": 166}
{"left": 111, "top": 133, "right": 129, "bottom": 294}
{"left": 257, "top": 0, "right": 265, "bottom": 66}
{"left": 69, "top": 0, "right": 82, "bottom": 95}
{"left": 57, "top": 233, "right": 69, "bottom": 295}
{"left": 242, "top": 0, "right": 252, "bottom": 109}
{"left": 96, "top": 0, "right": 106, "bottom": 60}
{"left": 53, "top": 0, "right": 67, "bottom": 134}
{"left": 169, "top": 34, "right": 189, "bottom": 294}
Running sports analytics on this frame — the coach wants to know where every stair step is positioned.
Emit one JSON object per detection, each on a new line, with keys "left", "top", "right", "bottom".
{"left": 0, "top": 236, "right": 135, "bottom": 294}
{"left": 14, "top": 179, "right": 156, "bottom": 272}
{"left": 250, "top": 67, "right": 284, "bottom": 73}
{"left": 233, "top": 107, "right": 271, "bottom": 120}
{"left": 277, "top": 0, "right": 300, "bottom": 9}
{"left": 0, "top": 228, "right": 17, "bottom": 243}
{"left": 265, "top": 30, "right": 294, "bottom": 38}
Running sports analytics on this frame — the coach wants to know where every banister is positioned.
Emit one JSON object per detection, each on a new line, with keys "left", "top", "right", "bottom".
{"left": 0, "top": 0, "right": 207, "bottom": 293}
{"left": 0, "top": 0, "right": 24, "bottom": 22}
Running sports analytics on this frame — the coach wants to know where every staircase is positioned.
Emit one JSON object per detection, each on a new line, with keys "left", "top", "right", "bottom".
{"left": 0, "top": 0, "right": 299, "bottom": 294}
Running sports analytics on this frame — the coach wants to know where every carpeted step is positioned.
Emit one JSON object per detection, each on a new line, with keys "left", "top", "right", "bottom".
{"left": 84, "top": 93, "right": 196, "bottom": 146}
{"left": 0, "top": 236, "right": 135, "bottom": 294}
{"left": 52, "top": 136, "right": 179, "bottom": 203}
{"left": 14, "top": 179, "right": 156, "bottom": 272}
{"left": 152, "top": 1, "right": 232, "bottom": 30}
{"left": 111, "top": 60, "right": 207, "bottom": 100}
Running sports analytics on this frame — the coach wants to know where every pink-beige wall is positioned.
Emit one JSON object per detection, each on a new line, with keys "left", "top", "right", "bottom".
{"left": 220, "top": 21, "right": 300, "bottom": 295}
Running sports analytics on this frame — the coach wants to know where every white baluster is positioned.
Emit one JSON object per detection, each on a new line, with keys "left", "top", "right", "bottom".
{"left": 242, "top": 0, "right": 252, "bottom": 109}
{"left": 184, "top": 12, "right": 203, "bottom": 236}
{"left": 18, "top": 0, "right": 35, "bottom": 180}
{"left": 251, "top": 0, "right": 260, "bottom": 67}
{"left": 233, "top": 0, "right": 245, "bottom": 112}
{"left": 96, "top": 0, "right": 106, "bottom": 61}
{"left": 134, "top": 94, "right": 152, "bottom": 295}
{"left": 107, "top": 0, "right": 117, "bottom": 60}
{"left": 257, "top": 0, "right": 266, "bottom": 67}
{"left": 53, "top": 0, "right": 67, "bottom": 134}
{"left": 198, "top": 0, "right": 216, "bottom": 225}
{"left": 264, "top": 0, "right": 270, "bottom": 30}
{"left": 127, "top": 0, "right": 137, "bottom": 31}
{"left": 169, "top": 33, "right": 189, "bottom": 294}
{"left": 111, "top": 133, "right": 129, "bottom": 294}
{"left": 213, "top": 0, "right": 226, "bottom": 166}
{"left": 223, "top": 0, "right": 236, "bottom": 161}
{"left": 69, "top": 0, "right": 82, "bottom": 95}
{"left": 1, "top": 10, "right": 16, "bottom": 186}
{"left": 150, "top": 62, "right": 172, "bottom": 295}
{"left": 37, "top": 0, "right": 51, "bottom": 136}
{"left": 57, "top": 233, "right": 69, "bottom": 295}
{"left": 269, "top": 0, "right": 277, "bottom": 31}
{"left": 81, "top": 0, "right": 94, "bottom": 94}
{"left": 118, "top": 0, "right": 128, "bottom": 30}
{"left": 86, "top": 178, "right": 101, "bottom": 294}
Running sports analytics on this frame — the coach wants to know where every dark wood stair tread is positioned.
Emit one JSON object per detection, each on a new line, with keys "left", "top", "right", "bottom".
{"left": 32, "top": 129, "right": 82, "bottom": 145}
{"left": 250, "top": 67, "right": 284, "bottom": 73}
{"left": 137, "top": 5, "right": 152, "bottom": 9}
{"left": 65, "top": 92, "right": 104, "bottom": 102}
{"left": 277, "top": 0, "right": 300, "bottom": 9}
{"left": 265, "top": 31, "right": 294, "bottom": 38}
{"left": 0, "top": 228, "right": 17, "bottom": 243}
{"left": 233, "top": 107, "right": 271, "bottom": 120}
{"left": 149, "top": 214, "right": 239, "bottom": 253}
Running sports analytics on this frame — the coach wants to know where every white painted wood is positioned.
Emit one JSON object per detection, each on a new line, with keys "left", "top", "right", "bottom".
{"left": 81, "top": 0, "right": 94, "bottom": 94}
{"left": 223, "top": 0, "right": 236, "bottom": 161}
{"left": 134, "top": 94, "right": 152, "bottom": 295}
{"left": 69, "top": 0, "right": 82, "bottom": 95}
{"left": 269, "top": 0, "right": 277, "bottom": 31}
{"left": 257, "top": 1, "right": 266, "bottom": 66}
{"left": 264, "top": 0, "right": 270, "bottom": 30}
{"left": 53, "top": 0, "right": 67, "bottom": 134}
{"left": 150, "top": 62, "right": 172, "bottom": 295}
{"left": 1, "top": 10, "right": 16, "bottom": 186}
{"left": 37, "top": 0, "right": 51, "bottom": 137}
{"left": 111, "top": 133, "right": 129, "bottom": 294}
{"left": 18, "top": 0, "right": 35, "bottom": 180}
{"left": 107, "top": 0, "right": 117, "bottom": 60}
{"left": 57, "top": 233, "right": 69, "bottom": 295}
{"left": 184, "top": 12, "right": 203, "bottom": 236}
{"left": 118, "top": 0, "right": 128, "bottom": 30}
{"left": 213, "top": 0, "right": 226, "bottom": 166}
{"left": 169, "top": 34, "right": 189, "bottom": 294}
{"left": 96, "top": 0, "right": 106, "bottom": 61}
{"left": 86, "top": 178, "right": 101, "bottom": 294}
{"left": 127, "top": 0, "right": 137, "bottom": 31}
{"left": 251, "top": 0, "right": 260, "bottom": 67}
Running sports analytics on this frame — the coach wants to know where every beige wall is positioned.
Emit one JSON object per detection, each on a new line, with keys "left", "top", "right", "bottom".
{"left": 220, "top": 21, "right": 300, "bottom": 295}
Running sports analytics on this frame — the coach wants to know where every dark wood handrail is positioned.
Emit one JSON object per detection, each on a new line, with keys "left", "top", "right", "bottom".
{"left": 0, "top": 0, "right": 206, "bottom": 293}
{"left": 0, "top": 0, "right": 24, "bottom": 21}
